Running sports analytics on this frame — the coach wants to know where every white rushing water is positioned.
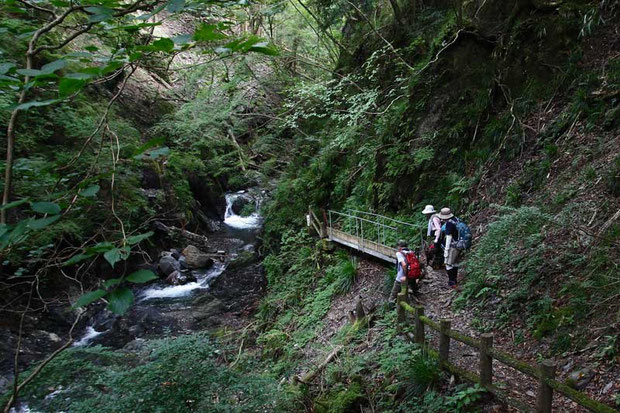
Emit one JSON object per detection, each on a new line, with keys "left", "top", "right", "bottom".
{"left": 73, "top": 326, "right": 105, "bottom": 347}
{"left": 224, "top": 192, "right": 262, "bottom": 229}
{"left": 140, "top": 262, "right": 224, "bottom": 301}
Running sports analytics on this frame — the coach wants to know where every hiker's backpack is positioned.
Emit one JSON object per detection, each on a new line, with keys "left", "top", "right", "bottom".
{"left": 399, "top": 249, "right": 422, "bottom": 279}
{"left": 455, "top": 219, "right": 472, "bottom": 250}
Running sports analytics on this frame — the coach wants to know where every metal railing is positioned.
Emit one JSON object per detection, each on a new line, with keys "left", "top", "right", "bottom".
{"left": 327, "top": 209, "right": 421, "bottom": 252}
{"left": 328, "top": 210, "right": 399, "bottom": 251}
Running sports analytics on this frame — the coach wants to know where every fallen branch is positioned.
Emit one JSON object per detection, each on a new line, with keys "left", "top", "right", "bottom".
{"left": 598, "top": 209, "right": 620, "bottom": 238}
{"left": 294, "top": 346, "right": 343, "bottom": 384}
{"left": 154, "top": 221, "right": 210, "bottom": 250}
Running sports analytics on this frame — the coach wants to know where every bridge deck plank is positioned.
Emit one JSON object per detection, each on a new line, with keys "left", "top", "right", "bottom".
{"left": 329, "top": 228, "right": 397, "bottom": 264}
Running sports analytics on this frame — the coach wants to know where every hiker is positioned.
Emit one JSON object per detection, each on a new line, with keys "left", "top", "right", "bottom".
{"left": 422, "top": 205, "right": 442, "bottom": 269}
{"left": 438, "top": 207, "right": 472, "bottom": 288}
{"left": 390, "top": 240, "right": 422, "bottom": 301}
{"left": 438, "top": 207, "right": 460, "bottom": 288}
{"left": 390, "top": 240, "right": 409, "bottom": 301}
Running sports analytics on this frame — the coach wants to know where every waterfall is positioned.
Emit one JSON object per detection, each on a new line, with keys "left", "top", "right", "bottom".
{"left": 223, "top": 192, "right": 262, "bottom": 229}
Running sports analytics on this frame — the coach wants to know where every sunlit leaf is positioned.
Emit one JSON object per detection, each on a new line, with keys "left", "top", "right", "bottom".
{"left": 193, "top": 23, "right": 227, "bottom": 42}
{"left": 152, "top": 38, "right": 175, "bottom": 52}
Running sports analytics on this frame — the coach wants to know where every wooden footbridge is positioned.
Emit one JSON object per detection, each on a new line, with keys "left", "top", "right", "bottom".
{"left": 307, "top": 207, "right": 421, "bottom": 264}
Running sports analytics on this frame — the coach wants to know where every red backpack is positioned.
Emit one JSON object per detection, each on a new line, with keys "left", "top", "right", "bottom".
{"left": 399, "top": 248, "right": 422, "bottom": 279}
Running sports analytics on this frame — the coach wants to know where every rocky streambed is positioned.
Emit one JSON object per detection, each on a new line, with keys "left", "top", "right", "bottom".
{"left": 72, "top": 190, "right": 266, "bottom": 349}
{"left": 3, "top": 190, "right": 268, "bottom": 412}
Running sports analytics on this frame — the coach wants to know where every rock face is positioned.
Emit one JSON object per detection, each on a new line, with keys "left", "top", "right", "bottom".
{"left": 158, "top": 255, "right": 180, "bottom": 276}
{"left": 165, "top": 270, "right": 197, "bottom": 286}
{"left": 182, "top": 245, "right": 214, "bottom": 269}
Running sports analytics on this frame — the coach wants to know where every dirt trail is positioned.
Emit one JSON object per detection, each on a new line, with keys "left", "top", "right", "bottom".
{"left": 408, "top": 265, "right": 608, "bottom": 412}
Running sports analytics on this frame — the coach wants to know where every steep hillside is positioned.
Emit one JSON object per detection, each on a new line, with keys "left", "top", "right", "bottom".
{"left": 1, "top": 0, "right": 618, "bottom": 411}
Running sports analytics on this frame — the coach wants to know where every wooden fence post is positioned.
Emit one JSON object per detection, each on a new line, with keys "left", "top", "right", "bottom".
{"left": 396, "top": 293, "right": 406, "bottom": 328}
{"left": 439, "top": 319, "right": 451, "bottom": 365}
{"left": 479, "top": 333, "right": 493, "bottom": 387}
{"left": 536, "top": 360, "right": 557, "bottom": 413}
{"left": 414, "top": 305, "right": 425, "bottom": 345}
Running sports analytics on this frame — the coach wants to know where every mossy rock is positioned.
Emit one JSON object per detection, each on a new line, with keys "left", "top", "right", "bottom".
{"left": 226, "top": 250, "right": 257, "bottom": 271}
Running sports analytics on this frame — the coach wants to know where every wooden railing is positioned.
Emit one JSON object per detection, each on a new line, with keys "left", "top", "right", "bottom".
{"left": 395, "top": 290, "right": 616, "bottom": 413}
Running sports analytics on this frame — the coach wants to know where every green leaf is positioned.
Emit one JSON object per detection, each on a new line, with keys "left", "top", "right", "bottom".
{"left": 0, "top": 63, "right": 15, "bottom": 75}
{"left": 103, "top": 246, "right": 130, "bottom": 267}
{"left": 41, "top": 59, "right": 67, "bottom": 74}
{"left": 151, "top": 38, "right": 175, "bottom": 52}
{"left": 126, "top": 231, "right": 153, "bottom": 245}
{"left": 107, "top": 287, "right": 134, "bottom": 314}
{"left": 59, "top": 77, "right": 86, "bottom": 97}
{"left": 31, "top": 201, "right": 61, "bottom": 215}
{"left": 74, "top": 289, "right": 107, "bottom": 308}
{"left": 249, "top": 42, "right": 279, "bottom": 56}
{"left": 0, "top": 199, "right": 28, "bottom": 210}
{"left": 64, "top": 72, "right": 96, "bottom": 80}
{"left": 133, "top": 146, "right": 170, "bottom": 160}
{"left": 173, "top": 34, "right": 192, "bottom": 45}
{"left": 166, "top": 0, "right": 185, "bottom": 13}
{"left": 79, "top": 184, "right": 100, "bottom": 197}
{"left": 85, "top": 6, "right": 114, "bottom": 22}
{"left": 133, "top": 137, "right": 165, "bottom": 157}
{"left": 101, "top": 61, "right": 123, "bottom": 74}
{"left": 15, "top": 99, "right": 59, "bottom": 111}
{"left": 63, "top": 253, "right": 92, "bottom": 266}
{"left": 129, "top": 52, "right": 143, "bottom": 62}
{"left": 126, "top": 269, "right": 157, "bottom": 283}
{"left": 193, "top": 24, "right": 227, "bottom": 42}
{"left": 28, "top": 215, "right": 61, "bottom": 230}
{"left": 16, "top": 68, "right": 43, "bottom": 77}
{"left": 86, "top": 241, "right": 114, "bottom": 253}
{"left": 103, "top": 277, "right": 122, "bottom": 288}
{"left": 103, "top": 248, "right": 121, "bottom": 267}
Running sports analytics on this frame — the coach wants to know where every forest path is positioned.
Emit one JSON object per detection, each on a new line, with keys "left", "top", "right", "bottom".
{"left": 408, "top": 265, "right": 592, "bottom": 412}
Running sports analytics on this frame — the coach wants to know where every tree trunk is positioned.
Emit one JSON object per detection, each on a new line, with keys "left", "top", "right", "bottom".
{"left": 388, "top": 0, "right": 405, "bottom": 25}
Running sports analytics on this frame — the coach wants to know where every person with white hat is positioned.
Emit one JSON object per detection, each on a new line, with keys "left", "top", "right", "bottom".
{"left": 422, "top": 205, "right": 442, "bottom": 269}
{"left": 437, "top": 207, "right": 460, "bottom": 288}
{"left": 422, "top": 205, "right": 441, "bottom": 245}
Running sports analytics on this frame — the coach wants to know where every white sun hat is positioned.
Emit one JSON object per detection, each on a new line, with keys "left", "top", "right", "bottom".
{"left": 422, "top": 205, "right": 436, "bottom": 215}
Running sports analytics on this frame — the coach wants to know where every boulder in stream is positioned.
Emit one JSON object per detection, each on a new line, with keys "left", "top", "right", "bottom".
{"left": 182, "top": 245, "right": 214, "bottom": 269}
{"left": 158, "top": 255, "right": 180, "bottom": 276}
{"left": 231, "top": 194, "right": 254, "bottom": 215}
{"left": 165, "top": 270, "right": 197, "bottom": 286}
